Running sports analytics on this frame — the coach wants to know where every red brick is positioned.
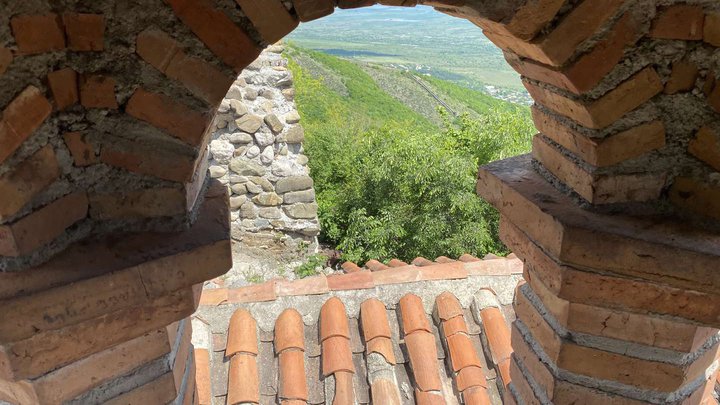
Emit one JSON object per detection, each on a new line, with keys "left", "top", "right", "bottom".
{"left": 532, "top": 108, "right": 665, "bottom": 167}
{"left": 32, "top": 328, "right": 173, "bottom": 404}
{"left": 79, "top": 75, "right": 118, "bottom": 109}
{"left": 689, "top": 126, "right": 720, "bottom": 172}
{"left": 670, "top": 177, "right": 720, "bottom": 221}
{"left": 105, "top": 373, "right": 177, "bottom": 405}
{"left": 337, "top": 0, "right": 376, "bottom": 9}
{"left": 0, "top": 47, "right": 12, "bottom": 76}
{"left": 706, "top": 13, "right": 720, "bottom": 47}
{"left": 0, "top": 380, "right": 39, "bottom": 404}
{"left": 126, "top": 88, "right": 208, "bottom": 146}
{"left": 500, "top": 0, "right": 565, "bottom": 41}
{"left": 665, "top": 60, "right": 698, "bottom": 94}
{"left": 477, "top": 155, "right": 720, "bottom": 296}
{"left": 10, "top": 14, "right": 65, "bottom": 55}
{"left": 483, "top": 0, "right": 624, "bottom": 67}
{"left": 47, "top": 68, "right": 79, "bottom": 110}
{"left": 235, "top": 0, "right": 299, "bottom": 43}
{"left": 136, "top": 29, "right": 183, "bottom": 72}
{"left": 525, "top": 67, "right": 663, "bottom": 130}
{"left": 0, "top": 192, "right": 88, "bottom": 257}
{"left": 293, "top": 0, "right": 335, "bottom": 22}
{"left": 650, "top": 5, "right": 704, "bottom": 40}
{"left": 2, "top": 287, "right": 196, "bottom": 380}
{"left": 164, "top": 0, "right": 261, "bottom": 70}
{"left": 100, "top": 140, "right": 197, "bottom": 183}
{"left": 533, "top": 135, "right": 666, "bottom": 204}
{"left": 63, "top": 131, "right": 97, "bottom": 167}
{"left": 63, "top": 13, "right": 105, "bottom": 51}
{"left": 0, "top": 86, "right": 52, "bottom": 164}
{"left": 0, "top": 145, "right": 60, "bottom": 221}
{"left": 89, "top": 188, "right": 186, "bottom": 220}
{"left": 166, "top": 53, "right": 233, "bottom": 105}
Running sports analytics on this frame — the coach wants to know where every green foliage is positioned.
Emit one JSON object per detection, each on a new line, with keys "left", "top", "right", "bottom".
{"left": 294, "top": 254, "right": 328, "bottom": 278}
{"left": 287, "top": 46, "right": 534, "bottom": 263}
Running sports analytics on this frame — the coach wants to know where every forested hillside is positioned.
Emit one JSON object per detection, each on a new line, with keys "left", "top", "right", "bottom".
{"left": 285, "top": 45, "right": 534, "bottom": 263}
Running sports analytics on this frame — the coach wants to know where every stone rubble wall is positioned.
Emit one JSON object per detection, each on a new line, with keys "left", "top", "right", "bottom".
{"left": 208, "top": 44, "right": 320, "bottom": 248}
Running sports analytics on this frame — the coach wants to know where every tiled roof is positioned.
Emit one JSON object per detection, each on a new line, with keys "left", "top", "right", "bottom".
{"left": 193, "top": 255, "right": 523, "bottom": 404}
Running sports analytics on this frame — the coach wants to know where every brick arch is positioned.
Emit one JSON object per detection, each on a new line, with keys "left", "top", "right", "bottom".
{"left": 1, "top": 1, "right": 720, "bottom": 404}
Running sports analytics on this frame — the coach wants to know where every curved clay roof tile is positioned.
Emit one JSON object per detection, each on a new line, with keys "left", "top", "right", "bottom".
{"left": 388, "top": 258, "right": 408, "bottom": 267}
{"left": 434, "top": 256, "right": 454, "bottom": 263}
{"left": 341, "top": 261, "right": 362, "bottom": 273}
{"left": 275, "top": 308, "right": 305, "bottom": 353}
{"left": 404, "top": 332, "right": 442, "bottom": 392}
{"left": 278, "top": 349, "right": 308, "bottom": 401}
{"left": 227, "top": 353, "right": 259, "bottom": 405}
{"left": 458, "top": 254, "right": 481, "bottom": 262}
{"left": 435, "top": 292, "right": 464, "bottom": 321}
{"left": 399, "top": 294, "right": 431, "bottom": 335}
{"left": 226, "top": 309, "right": 258, "bottom": 357}
{"left": 320, "top": 297, "right": 350, "bottom": 341}
{"left": 480, "top": 307, "right": 513, "bottom": 364}
{"left": 370, "top": 378, "right": 402, "bottom": 405}
{"left": 360, "top": 298, "right": 392, "bottom": 341}
{"left": 366, "top": 337, "right": 396, "bottom": 365}
{"left": 414, "top": 389, "right": 446, "bottom": 405}
{"left": 456, "top": 366, "right": 488, "bottom": 392}
{"left": 441, "top": 316, "right": 468, "bottom": 338}
{"left": 365, "top": 259, "right": 389, "bottom": 271}
{"left": 447, "top": 333, "right": 482, "bottom": 372}
{"left": 463, "top": 386, "right": 492, "bottom": 405}
{"left": 321, "top": 335, "right": 355, "bottom": 376}
{"left": 332, "top": 371, "right": 356, "bottom": 405}
{"left": 411, "top": 257, "right": 434, "bottom": 267}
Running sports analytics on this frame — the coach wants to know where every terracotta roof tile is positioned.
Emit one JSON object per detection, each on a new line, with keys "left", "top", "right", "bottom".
{"left": 360, "top": 298, "right": 392, "bottom": 340}
{"left": 321, "top": 335, "right": 355, "bottom": 375}
{"left": 226, "top": 309, "right": 258, "bottom": 356}
{"left": 276, "top": 275, "right": 329, "bottom": 296}
{"left": 388, "top": 258, "right": 408, "bottom": 267}
{"left": 483, "top": 253, "right": 501, "bottom": 260}
{"left": 434, "top": 256, "right": 454, "bottom": 263}
{"left": 320, "top": 297, "right": 350, "bottom": 341}
{"left": 418, "top": 262, "right": 467, "bottom": 281}
{"left": 366, "top": 336, "right": 396, "bottom": 364}
{"left": 412, "top": 257, "right": 434, "bottom": 266}
{"left": 281, "top": 401, "right": 307, "bottom": 405}
{"left": 414, "top": 389, "right": 446, "bottom": 405}
{"left": 497, "top": 358, "right": 512, "bottom": 390}
{"left": 332, "top": 371, "right": 356, "bottom": 405}
{"left": 341, "top": 261, "right": 362, "bottom": 273}
{"left": 227, "top": 353, "right": 259, "bottom": 404}
{"left": 373, "top": 266, "right": 420, "bottom": 285}
{"left": 447, "top": 333, "right": 482, "bottom": 372}
{"left": 275, "top": 309, "right": 305, "bottom": 353}
{"left": 479, "top": 307, "right": 513, "bottom": 364}
{"left": 198, "top": 288, "right": 228, "bottom": 305}
{"left": 194, "top": 348, "right": 211, "bottom": 405}
{"left": 456, "top": 366, "right": 487, "bottom": 392}
{"left": 370, "top": 378, "right": 402, "bottom": 405}
{"left": 365, "top": 259, "right": 389, "bottom": 271}
{"left": 226, "top": 280, "right": 276, "bottom": 303}
{"left": 435, "top": 292, "right": 464, "bottom": 321}
{"left": 459, "top": 254, "right": 481, "bottom": 263}
{"left": 278, "top": 349, "right": 308, "bottom": 401}
{"left": 463, "top": 386, "right": 492, "bottom": 405}
{"left": 441, "top": 316, "right": 468, "bottom": 338}
{"left": 327, "top": 270, "right": 374, "bottom": 290}
{"left": 404, "top": 332, "right": 442, "bottom": 392}
{"left": 399, "top": 294, "right": 431, "bottom": 335}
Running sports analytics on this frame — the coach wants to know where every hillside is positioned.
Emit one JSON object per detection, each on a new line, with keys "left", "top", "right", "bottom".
{"left": 286, "top": 4, "right": 530, "bottom": 102}
{"left": 284, "top": 45, "right": 535, "bottom": 262}
{"left": 285, "top": 44, "right": 523, "bottom": 127}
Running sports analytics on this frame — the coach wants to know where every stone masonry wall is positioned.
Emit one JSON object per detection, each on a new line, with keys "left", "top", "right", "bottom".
{"left": 207, "top": 44, "right": 320, "bottom": 250}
